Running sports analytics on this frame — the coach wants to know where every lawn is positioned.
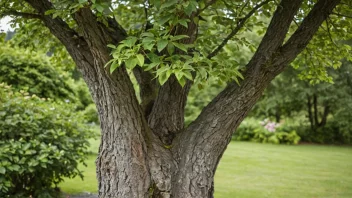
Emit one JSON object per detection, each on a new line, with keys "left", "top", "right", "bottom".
{"left": 60, "top": 141, "right": 352, "bottom": 198}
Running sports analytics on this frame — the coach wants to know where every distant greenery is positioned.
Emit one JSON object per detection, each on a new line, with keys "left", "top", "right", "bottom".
{"left": 83, "top": 103, "right": 99, "bottom": 124}
{"left": 252, "top": 60, "right": 352, "bottom": 144}
{"left": 233, "top": 118, "right": 300, "bottom": 145}
{"left": 0, "top": 42, "right": 76, "bottom": 102}
{"left": 60, "top": 141, "right": 352, "bottom": 198}
{"left": 1, "top": 35, "right": 97, "bottom": 118}
{"left": 0, "top": 84, "right": 94, "bottom": 197}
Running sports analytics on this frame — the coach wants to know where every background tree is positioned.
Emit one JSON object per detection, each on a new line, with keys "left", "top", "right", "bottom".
{"left": 253, "top": 60, "right": 352, "bottom": 144}
{"left": 1, "top": 0, "right": 351, "bottom": 197}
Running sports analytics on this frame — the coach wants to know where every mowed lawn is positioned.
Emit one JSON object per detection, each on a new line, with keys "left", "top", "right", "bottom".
{"left": 60, "top": 141, "right": 352, "bottom": 198}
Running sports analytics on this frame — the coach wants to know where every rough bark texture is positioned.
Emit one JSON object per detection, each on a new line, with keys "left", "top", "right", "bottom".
{"left": 19, "top": 0, "right": 341, "bottom": 197}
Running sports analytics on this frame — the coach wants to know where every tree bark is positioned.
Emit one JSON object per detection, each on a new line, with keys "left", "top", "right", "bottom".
{"left": 20, "top": 0, "right": 341, "bottom": 197}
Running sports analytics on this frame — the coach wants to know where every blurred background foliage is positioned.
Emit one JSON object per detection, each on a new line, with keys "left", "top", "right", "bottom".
{"left": 0, "top": 33, "right": 98, "bottom": 197}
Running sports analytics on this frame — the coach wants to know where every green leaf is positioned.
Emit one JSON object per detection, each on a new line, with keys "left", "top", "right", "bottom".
{"left": 11, "top": 165, "right": 20, "bottom": 171}
{"left": 179, "top": 19, "right": 189, "bottom": 28}
{"left": 158, "top": 15, "right": 172, "bottom": 25}
{"left": 145, "top": 43, "right": 155, "bottom": 51}
{"left": 44, "top": 9, "right": 56, "bottom": 15}
{"left": 158, "top": 72, "right": 168, "bottom": 85}
{"left": 161, "top": 0, "right": 178, "bottom": 9}
{"left": 110, "top": 61, "right": 120, "bottom": 73}
{"left": 171, "top": 35, "right": 189, "bottom": 41}
{"left": 145, "top": 62, "right": 160, "bottom": 71}
{"left": 182, "top": 71, "right": 193, "bottom": 80}
{"left": 136, "top": 54, "right": 145, "bottom": 66}
{"left": 167, "top": 42, "right": 175, "bottom": 55}
{"left": 123, "top": 37, "right": 137, "bottom": 48}
{"left": 141, "top": 32, "right": 154, "bottom": 38}
{"left": 172, "top": 42, "right": 188, "bottom": 52}
{"left": 184, "top": 0, "right": 198, "bottom": 16}
{"left": 107, "top": 44, "right": 116, "bottom": 49}
{"left": 157, "top": 39, "right": 168, "bottom": 52}
{"left": 178, "top": 77, "right": 186, "bottom": 87}
{"left": 175, "top": 70, "right": 183, "bottom": 82}
{"left": 0, "top": 167, "right": 5, "bottom": 174}
{"left": 198, "top": 67, "right": 207, "bottom": 79}
{"left": 125, "top": 58, "right": 138, "bottom": 69}
{"left": 95, "top": 4, "right": 105, "bottom": 13}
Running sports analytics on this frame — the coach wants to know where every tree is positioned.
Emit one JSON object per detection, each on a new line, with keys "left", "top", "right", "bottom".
{"left": 1, "top": 0, "right": 351, "bottom": 197}
{"left": 253, "top": 60, "right": 352, "bottom": 144}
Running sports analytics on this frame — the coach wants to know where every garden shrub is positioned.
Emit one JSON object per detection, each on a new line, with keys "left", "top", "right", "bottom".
{"left": 297, "top": 121, "right": 352, "bottom": 145}
{"left": 0, "top": 84, "right": 93, "bottom": 197}
{"left": 0, "top": 44, "right": 76, "bottom": 102}
{"left": 233, "top": 118, "right": 301, "bottom": 145}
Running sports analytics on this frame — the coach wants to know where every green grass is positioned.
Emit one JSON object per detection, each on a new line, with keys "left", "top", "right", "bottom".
{"left": 215, "top": 142, "right": 352, "bottom": 198}
{"left": 58, "top": 155, "right": 98, "bottom": 194}
{"left": 60, "top": 141, "right": 352, "bottom": 197}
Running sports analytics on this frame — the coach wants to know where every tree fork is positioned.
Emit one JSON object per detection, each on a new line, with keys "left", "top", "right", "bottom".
{"left": 16, "top": 0, "right": 341, "bottom": 197}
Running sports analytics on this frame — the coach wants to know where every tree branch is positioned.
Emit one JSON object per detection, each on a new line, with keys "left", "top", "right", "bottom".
{"left": 24, "top": 0, "right": 95, "bottom": 67}
{"left": 73, "top": 7, "right": 127, "bottom": 60}
{"left": 1, "top": 10, "right": 42, "bottom": 19}
{"left": 171, "top": 0, "right": 343, "bottom": 195}
{"left": 274, "top": 0, "right": 341, "bottom": 67}
{"left": 247, "top": 0, "right": 304, "bottom": 73}
{"left": 207, "top": 0, "right": 272, "bottom": 59}
{"left": 332, "top": 12, "right": 352, "bottom": 19}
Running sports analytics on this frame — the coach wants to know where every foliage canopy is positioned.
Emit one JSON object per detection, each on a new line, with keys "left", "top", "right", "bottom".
{"left": 1, "top": 0, "right": 351, "bottom": 86}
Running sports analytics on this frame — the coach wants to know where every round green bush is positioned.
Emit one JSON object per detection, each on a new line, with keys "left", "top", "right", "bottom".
{"left": 0, "top": 84, "right": 93, "bottom": 197}
{"left": 0, "top": 44, "right": 76, "bottom": 102}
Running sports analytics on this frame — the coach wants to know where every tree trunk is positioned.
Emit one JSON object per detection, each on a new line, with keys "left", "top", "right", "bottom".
{"left": 307, "top": 94, "right": 315, "bottom": 131}
{"left": 22, "top": 0, "right": 340, "bottom": 197}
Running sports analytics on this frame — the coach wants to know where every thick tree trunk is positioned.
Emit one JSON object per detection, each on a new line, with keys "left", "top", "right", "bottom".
{"left": 22, "top": 0, "right": 340, "bottom": 197}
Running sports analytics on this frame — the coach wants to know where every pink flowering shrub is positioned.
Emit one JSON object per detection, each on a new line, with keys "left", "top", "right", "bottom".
{"left": 260, "top": 119, "right": 280, "bottom": 132}
{"left": 234, "top": 118, "right": 300, "bottom": 144}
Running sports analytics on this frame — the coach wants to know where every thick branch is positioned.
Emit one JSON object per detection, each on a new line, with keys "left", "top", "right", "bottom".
{"left": 1, "top": 10, "right": 42, "bottom": 19}
{"left": 247, "top": 0, "right": 304, "bottom": 72}
{"left": 275, "top": 0, "right": 341, "bottom": 67}
{"left": 24, "top": 0, "right": 95, "bottom": 70}
{"left": 73, "top": 7, "right": 127, "bottom": 62}
{"left": 171, "top": 0, "right": 340, "bottom": 196}
{"left": 207, "top": 0, "right": 272, "bottom": 59}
